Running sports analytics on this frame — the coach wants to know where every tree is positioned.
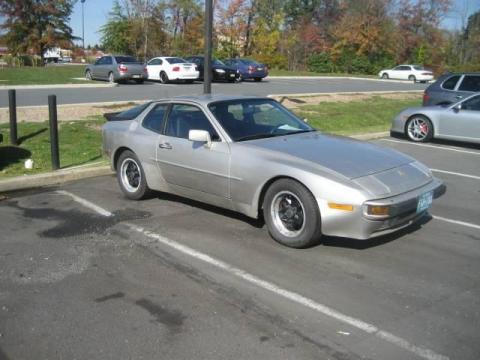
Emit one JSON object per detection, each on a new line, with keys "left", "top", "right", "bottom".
{"left": 100, "top": 1, "right": 134, "bottom": 54}
{"left": 0, "top": 0, "right": 76, "bottom": 63}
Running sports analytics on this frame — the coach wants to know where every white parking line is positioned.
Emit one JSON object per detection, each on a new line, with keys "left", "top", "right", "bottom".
{"left": 433, "top": 215, "right": 480, "bottom": 230}
{"left": 57, "top": 190, "right": 449, "bottom": 360}
{"left": 380, "top": 139, "right": 480, "bottom": 156}
{"left": 431, "top": 169, "right": 480, "bottom": 181}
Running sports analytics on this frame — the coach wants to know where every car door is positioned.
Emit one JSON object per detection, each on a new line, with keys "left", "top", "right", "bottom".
{"left": 438, "top": 95, "right": 480, "bottom": 141}
{"left": 156, "top": 103, "right": 230, "bottom": 198}
{"left": 147, "top": 58, "right": 162, "bottom": 79}
{"left": 92, "top": 57, "right": 105, "bottom": 78}
{"left": 389, "top": 66, "right": 402, "bottom": 79}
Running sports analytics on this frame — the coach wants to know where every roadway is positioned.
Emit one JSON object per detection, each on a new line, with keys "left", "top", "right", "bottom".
{"left": 0, "top": 78, "right": 429, "bottom": 107}
{"left": 0, "top": 136, "right": 478, "bottom": 360}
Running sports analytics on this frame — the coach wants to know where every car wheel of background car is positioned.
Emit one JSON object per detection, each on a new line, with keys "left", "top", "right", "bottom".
{"left": 117, "top": 150, "right": 152, "bottom": 200}
{"left": 406, "top": 115, "right": 433, "bottom": 142}
{"left": 408, "top": 75, "right": 416, "bottom": 83}
{"left": 382, "top": 73, "right": 389, "bottom": 79}
{"left": 185, "top": 79, "right": 194, "bottom": 84}
{"left": 254, "top": 77, "right": 262, "bottom": 82}
{"left": 263, "top": 179, "right": 322, "bottom": 248}
{"left": 160, "top": 71, "right": 169, "bottom": 84}
{"left": 108, "top": 72, "right": 115, "bottom": 83}
{"left": 85, "top": 70, "right": 92, "bottom": 81}
{"left": 135, "top": 79, "right": 144, "bottom": 84}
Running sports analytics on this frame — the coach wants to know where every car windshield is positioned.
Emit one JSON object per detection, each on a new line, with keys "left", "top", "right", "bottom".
{"left": 240, "top": 59, "right": 257, "bottom": 65}
{"left": 166, "top": 57, "right": 187, "bottom": 64}
{"left": 413, "top": 65, "right": 425, "bottom": 70}
{"left": 209, "top": 99, "right": 315, "bottom": 142}
{"left": 213, "top": 59, "right": 225, "bottom": 66}
{"left": 115, "top": 56, "right": 140, "bottom": 63}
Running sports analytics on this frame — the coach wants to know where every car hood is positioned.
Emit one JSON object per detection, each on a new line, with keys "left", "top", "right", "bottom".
{"left": 247, "top": 132, "right": 415, "bottom": 180}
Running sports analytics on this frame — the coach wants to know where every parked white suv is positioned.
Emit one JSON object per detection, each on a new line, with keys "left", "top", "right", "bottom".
{"left": 378, "top": 65, "right": 434, "bottom": 83}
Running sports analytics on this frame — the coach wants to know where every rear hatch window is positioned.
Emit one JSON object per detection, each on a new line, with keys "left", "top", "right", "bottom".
{"left": 115, "top": 56, "right": 141, "bottom": 63}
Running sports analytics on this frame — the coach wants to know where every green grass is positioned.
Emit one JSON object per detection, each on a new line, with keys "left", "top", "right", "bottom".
{"left": 0, "top": 65, "right": 94, "bottom": 85}
{"left": 293, "top": 96, "right": 421, "bottom": 135}
{"left": 268, "top": 69, "right": 376, "bottom": 78}
{"left": 0, "top": 116, "right": 106, "bottom": 178}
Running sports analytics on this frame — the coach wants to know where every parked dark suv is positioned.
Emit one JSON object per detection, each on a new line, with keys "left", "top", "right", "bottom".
{"left": 423, "top": 73, "right": 480, "bottom": 106}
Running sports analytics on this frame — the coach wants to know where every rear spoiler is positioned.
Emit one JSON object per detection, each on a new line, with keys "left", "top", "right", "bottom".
{"left": 103, "top": 112, "right": 122, "bottom": 121}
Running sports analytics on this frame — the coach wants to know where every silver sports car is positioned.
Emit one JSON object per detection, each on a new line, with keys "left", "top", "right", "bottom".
{"left": 103, "top": 95, "right": 445, "bottom": 248}
{"left": 391, "top": 93, "right": 480, "bottom": 144}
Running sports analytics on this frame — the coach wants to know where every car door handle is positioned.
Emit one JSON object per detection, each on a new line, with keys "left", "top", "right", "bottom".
{"left": 455, "top": 95, "right": 463, "bottom": 99}
{"left": 159, "top": 142, "right": 172, "bottom": 150}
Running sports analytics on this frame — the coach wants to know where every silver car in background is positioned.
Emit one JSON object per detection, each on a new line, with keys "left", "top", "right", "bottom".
{"left": 103, "top": 95, "right": 445, "bottom": 248}
{"left": 392, "top": 93, "right": 480, "bottom": 144}
{"left": 85, "top": 55, "right": 148, "bottom": 84}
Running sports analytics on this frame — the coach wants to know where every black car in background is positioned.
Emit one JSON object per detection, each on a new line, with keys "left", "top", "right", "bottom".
{"left": 423, "top": 72, "right": 480, "bottom": 105}
{"left": 184, "top": 56, "right": 239, "bottom": 82}
{"left": 223, "top": 58, "right": 268, "bottom": 81}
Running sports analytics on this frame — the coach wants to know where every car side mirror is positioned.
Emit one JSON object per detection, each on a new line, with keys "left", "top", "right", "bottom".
{"left": 188, "top": 129, "right": 212, "bottom": 148}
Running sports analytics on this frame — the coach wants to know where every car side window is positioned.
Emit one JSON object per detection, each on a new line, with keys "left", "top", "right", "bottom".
{"left": 148, "top": 58, "right": 161, "bottom": 65}
{"left": 165, "top": 104, "right": 219, "bottom": 140}
{"left": 393, "top": 66, "right": 401, "bottom": 70}
{"left": 97, "top": 57, "right": 106, "bottom": 65}
{"left": 442, "top": 75, "right": 461, "bottom": 90}
{"left": 458, "top": 76, "right": 480, "bottom": 92}
{"left": 105, "top": 57, "right": 113, "bottom": 65}
{"left": 142, "top": 104, "right": 168, "bottom": 133}
{"left": 461, "top": 95, "right": 480, "bottom": 111}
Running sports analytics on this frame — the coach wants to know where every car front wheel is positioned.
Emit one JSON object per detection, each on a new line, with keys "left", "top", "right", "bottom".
{"left": 108, "top": 72, "right": 115, "bottom": 83}
{"left": 117, "top": 150, "right": 151, "bottom": 200}
{"left": 406, "top": 115, "right": 433, "bottom": 142}
{"left": 263, "top": 179, "right": 322, "bottom": 248}
{"left": 85, "top": 70, "right": 92, "bottom": 80}
{"left": 382, "top": 73, "right": 389, "bottom": 79}
{"left": 408, "top": 75, "right": 416, "bottom": 83}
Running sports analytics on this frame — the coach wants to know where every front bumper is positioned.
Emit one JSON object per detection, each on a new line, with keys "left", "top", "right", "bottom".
{"left": 320, "top": 178, "right": 446, "bottom": 239}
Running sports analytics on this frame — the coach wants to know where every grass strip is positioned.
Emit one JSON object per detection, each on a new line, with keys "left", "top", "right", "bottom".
{"left": 0, "top": 65, "right": 93, "bottom": 85}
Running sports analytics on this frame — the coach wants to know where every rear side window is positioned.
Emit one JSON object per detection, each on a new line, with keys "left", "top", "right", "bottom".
{"left": 165, "top": 57, "right": 186, "bottom": 64}
{"left": 458, "top": 76, "right": 480, "bottom": 92}
{"left": 142, "top": 104, "right": 168, "bottom": 133}
{"left": 442, "top": 75, "right": 461, "bottom": 90}
{"left": 115, "top": 102, "right": 151, "bottom": 120}
{"left": 462, "top": 95, "right": 480, "bottom": 111}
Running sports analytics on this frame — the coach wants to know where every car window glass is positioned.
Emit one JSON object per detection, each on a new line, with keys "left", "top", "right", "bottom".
{"left": 148, "top": 58, "right": 160, "bottom": 65}
{"left": 115, "top": 102, "right": 152, "bottom": 120}
{"left": 115, "top": 56, "right": 138, "bottom": 63}
{"left": 105, "top": 57, "right": 113, "bottom": 65}
{"left": 458, "top": 76, "right": 480, "bottom": 92}
{"left": 165, "top": 104, "right": 219, "bottom": 140}
{"left": 393, "top": 66, "right": 401, "bottom": 70}
{"left": 461, "top": 95, "right": 480, "bottom": 111}
{"left": 142, "top": 104, "right": 168, "bottom": 133}
{"left": 442, "top": 75, "right": 461, "bottom": 90}
{"left": 165, "top": 57, "right": 186, "bottom": 64}
{"left": 413, "top": 65, "right": 424, "bottom": 70}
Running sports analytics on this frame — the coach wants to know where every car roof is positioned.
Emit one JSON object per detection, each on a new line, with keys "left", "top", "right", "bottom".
{"left": 153, "top": 94, "right": 271, "bottom": 106}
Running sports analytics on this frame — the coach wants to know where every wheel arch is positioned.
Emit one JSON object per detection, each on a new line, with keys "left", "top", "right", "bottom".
{"left": 113, "top": 146, "right": 134, "bottom": 171}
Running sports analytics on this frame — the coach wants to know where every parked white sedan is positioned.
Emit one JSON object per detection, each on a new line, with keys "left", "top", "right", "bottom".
{"left": 146, "top": 57, "right": 199, "bottom": 83}
{"left": 378, "top": 65, "right": 434, "bottom": 83}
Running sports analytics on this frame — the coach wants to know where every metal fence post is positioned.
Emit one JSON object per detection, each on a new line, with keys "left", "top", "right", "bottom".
{"left": 203, "top": 0, "right": 213, "bottom": 94}
{"left": 8, "top": 89, "right": 18, "bottom": 145}
{"left": 48, "top": 95, "right": 60, "bottom": 170}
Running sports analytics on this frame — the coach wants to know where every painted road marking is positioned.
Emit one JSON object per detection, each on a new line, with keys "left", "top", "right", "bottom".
{"left": 430, "top": 169, "right": 480, "bottom": 181}
{"left": 57, "top": 190, "right": 449, "bottom": 360}
{"left": 380, "top": 139, "right": 480, "bottom": 156}
{"left": 432, "top": 215, "right": 480, "bottom": 231}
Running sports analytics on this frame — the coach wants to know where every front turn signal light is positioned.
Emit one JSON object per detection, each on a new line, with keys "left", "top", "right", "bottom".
{"left": 367, "top": 205, "right": 390, "bottom": 216}
{"left": 328, "top": 203, "right": 354, "bottom": 211}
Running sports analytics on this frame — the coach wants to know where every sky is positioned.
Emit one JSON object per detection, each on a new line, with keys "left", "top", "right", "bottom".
{"left": 69, "top": 0, "right": 480, "bottom": 47}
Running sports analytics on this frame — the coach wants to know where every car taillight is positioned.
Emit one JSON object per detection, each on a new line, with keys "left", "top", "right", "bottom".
{"left": 423, "top": 92, "right": 429, "bottom": 105}
{"left": 248, "top": 65, "right": 255, "bottom": 73}
{"left": 172, "top": 66, "right": 180, "bottom": 72}
{"left": 118, "top": 64, "right": 128, "bottom": 72}
{"left": 143, "top": 66, "right": 148, "bottom": 73}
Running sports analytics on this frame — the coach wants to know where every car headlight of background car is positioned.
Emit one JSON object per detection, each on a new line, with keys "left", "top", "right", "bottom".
{"left": 215, "top": 69, "right": 226, "bottom": 73}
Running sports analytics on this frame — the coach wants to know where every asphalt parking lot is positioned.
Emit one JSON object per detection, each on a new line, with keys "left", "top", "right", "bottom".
{"left": 0, "top": 77, "right": 428, "bottom": 107}
{"left": 0, "top": 136, "right": 479, "bottom": 360}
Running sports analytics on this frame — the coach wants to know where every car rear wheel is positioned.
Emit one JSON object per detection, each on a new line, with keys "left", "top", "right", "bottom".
{"left": 382, "top": 73, "right": 389, "bottom": 79}
{"left": 263, "top": 179, "right": 322, "bottom": 248}
{"left": 85, "top": 70, "right": 92, "bottom": 80}
{"left": 160, "top": 71, "right": 169, "bottom": 84}
{"left": 408, "top": 75, "right": 416, "bottom": 83}
{"left": 108, "top": 72, "right": 115, "bottom": 83}
{"left": 406, "top": 115, "right": 433, "bottom": 142}
{"left": 117, "top": 150, "right": 151, "bottom": 200}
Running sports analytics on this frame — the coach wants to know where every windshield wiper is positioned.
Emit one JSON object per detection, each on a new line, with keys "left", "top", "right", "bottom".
{"left": 236, "top": 133, "right": 277, "bottom": 142}
{"left": 284, "top": 129, "right": 316, "bottom": 135}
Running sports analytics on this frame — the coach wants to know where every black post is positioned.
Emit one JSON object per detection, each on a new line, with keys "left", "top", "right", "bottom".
{"left": 48, "top": 95, "right": 60, "bottom": 170}
{"left": 8, "top": 89, "right": 18, "bottom": 146}
{"left": 203, "top": 0, "right": 213, "bottom": 94}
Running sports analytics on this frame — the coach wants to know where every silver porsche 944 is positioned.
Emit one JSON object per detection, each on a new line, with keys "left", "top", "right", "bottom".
{"left": 103, "top": 95, "right": 445, "bottom": 248}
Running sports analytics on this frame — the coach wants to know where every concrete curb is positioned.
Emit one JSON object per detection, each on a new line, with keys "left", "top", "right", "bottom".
{"left": 0, "top": 132, "right": 390, "bottom": 193}
{"left": 268, "top": 90, "right": 423, "bottom": 98}
{"left": 0, "top": 83, "right": 118, "bottom": 90}
{"left": 268, "top": 76, "right": 433, "bottom": 84}
{"left": 0, "top": 165, "right": 113, "bottom": 193}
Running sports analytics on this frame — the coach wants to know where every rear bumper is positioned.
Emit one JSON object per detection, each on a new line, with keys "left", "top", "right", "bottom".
{"left": 320, "top": 178, "right": 446, "bottom": 239}
{"left": 118, "top": 73, "right": 148, "bottom": 80}
{"left": 171, "top": 71, "right": 200, "bottom": 80}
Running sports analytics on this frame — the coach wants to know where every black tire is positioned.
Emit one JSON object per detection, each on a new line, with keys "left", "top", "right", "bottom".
{"left": 108, "top": 72, "right": 115, "bottom": 83}
{"left": 116, "top": 150, "right": 152, "bottom": 200}
{"left": 263, "top": 179, "right": 322, "bottom": 248}
{"left": 405, "top": 115, "right": 433, "bottom": 143}
{"left": 160, "top": 71, "right": 169, "bottom": 84}
{"left": 135, "top": 79, "right": 144, "bottom": 84}
{"left": 254, "top": 77, "right": 262, "bottom": 82}
{"left": 85, "top": 70, "right": 92, "bottom": 81}
{"left": 408, "top": 75, "right": 416, "bottom": 83}
{"left": 185, "top": 79, "right": 194, "bottom": 84}
{"left": 381, "top": 73, "right": 389, "bottom": 79}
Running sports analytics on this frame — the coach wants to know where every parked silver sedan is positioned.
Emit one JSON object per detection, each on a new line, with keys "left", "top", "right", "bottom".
{"left": 391, "top": 93, "right": 480, "bottom": 144}
{"left": 103, "top": 95, "right": 445, "bottom": 248}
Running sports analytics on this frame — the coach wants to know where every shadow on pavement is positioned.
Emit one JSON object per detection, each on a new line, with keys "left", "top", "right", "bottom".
{"left": 0, "top": 146, "right": 31, "bottom": 171}
{"left": 17, "top": 128, "right": 47, "bottom": 145}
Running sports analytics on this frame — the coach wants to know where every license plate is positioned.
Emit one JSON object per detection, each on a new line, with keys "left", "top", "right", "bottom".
{"left": 132, "top": 75, "right": 141, "bottom": 78}
{"left": 417, "top": 191, "right": 433, "bottom": 213}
